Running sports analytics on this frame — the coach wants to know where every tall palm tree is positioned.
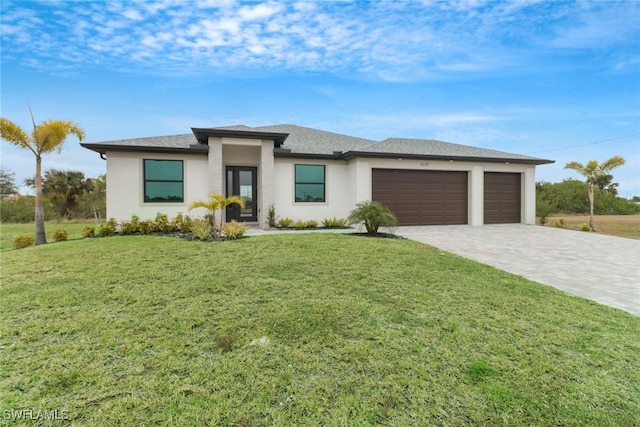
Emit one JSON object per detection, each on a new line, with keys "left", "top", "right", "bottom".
{"left": 188, "top": 192, "right": 245, "bottom": 235}
{"left": 564, "top": 156, "right": 625, "bottom": 231}
{"left": 0, "top": 115, "right": 85, "bottom": 245}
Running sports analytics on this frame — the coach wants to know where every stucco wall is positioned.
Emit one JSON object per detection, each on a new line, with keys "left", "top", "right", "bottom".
{"left": 350, "top": 157, "right": 537, "bottom": 225}
{"left": 105, "top": 151, "right": 209, "bottom": 221}
{"left": 273, "top": 158, "right": 353, "bottom": 222}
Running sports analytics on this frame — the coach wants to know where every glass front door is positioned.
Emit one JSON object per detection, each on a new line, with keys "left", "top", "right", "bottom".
{"left": 226, "top": 166, "right": 257, "bottom": 222}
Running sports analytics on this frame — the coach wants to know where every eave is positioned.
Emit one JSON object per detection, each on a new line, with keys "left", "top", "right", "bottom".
{"left": 80, "top": 143, "right": 209, "bottom": 155}
{"left": 191, "top": 128, "right": 289, "bottom": 146}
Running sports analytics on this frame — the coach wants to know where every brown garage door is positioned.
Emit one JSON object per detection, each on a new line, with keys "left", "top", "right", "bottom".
{"left": 484, "top": 172, "right": 521, "bottom": 224}
{"left": 372, "top": 169, "right": 468, "bottom": 225}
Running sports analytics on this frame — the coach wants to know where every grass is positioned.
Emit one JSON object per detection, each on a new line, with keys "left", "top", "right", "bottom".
{"left": 0, "top": 221, "right": 98, "bottom": 251}
{"left": 1, "top": 232, "right": 639, "bottom": 425}
{"left": 542, "top": 214, "right": 640, "bottom": 240}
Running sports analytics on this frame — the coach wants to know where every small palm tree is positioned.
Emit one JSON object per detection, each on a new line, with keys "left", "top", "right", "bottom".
{"left": 188, "top": 193, "right": 245, "bottom": 235}
{"left": 348, "top": 200, "right": 399, "bottom": 234}
{"left": 0, "top": 114, "right": 85, "bottom": 245}
{"left": 564, "top": 156, "right": 625, "bottom": 231}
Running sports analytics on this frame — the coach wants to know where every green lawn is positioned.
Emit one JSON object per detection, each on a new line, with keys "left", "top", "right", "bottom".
{"left": 1, "top": 233, "right": 639, "bottom": 426}
{"left": 0, "top": 221, "right": 98, "bottom": 251}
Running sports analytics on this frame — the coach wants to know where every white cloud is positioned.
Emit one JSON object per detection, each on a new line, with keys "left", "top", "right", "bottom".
{"left": 1, "top": 0, "right": 638, "bottom": 80}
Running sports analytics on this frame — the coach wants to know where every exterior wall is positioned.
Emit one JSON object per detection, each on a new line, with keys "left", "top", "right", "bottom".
{"left": 350, "top": 158, "right": 537, "bottom": 226}
{"left": 105, "top": 146, "right": 538, "bottom": 227}
{"left": 273, "top": 158, "right": 353, "bottom": 222}
{"left": 260, "top": 140, "right": 275, "bottom": 227}
{"left": 105, "top": 151, "right": 209, "bottom": 221}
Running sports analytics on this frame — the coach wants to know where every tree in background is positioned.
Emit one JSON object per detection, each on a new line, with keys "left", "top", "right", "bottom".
{"left": 564, "top": 156, "right": 626, "bottom": 231}
{"left": 26, "top": 169, "right": 93, "bottom": 218}
{"left": 0, "top": 114, "right": 85, "bottom": 245}
{"left": 0, "top": 168, "right": 19, "bottom": 198}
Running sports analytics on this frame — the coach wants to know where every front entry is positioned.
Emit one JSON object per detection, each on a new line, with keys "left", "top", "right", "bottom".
{"left": 226, "top": 166, "right": 258, "bottom": 222}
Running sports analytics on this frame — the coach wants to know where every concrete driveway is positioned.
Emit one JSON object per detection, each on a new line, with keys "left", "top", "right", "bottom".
{"left": 396, "top": 224, "right": 640, "bottom": 316}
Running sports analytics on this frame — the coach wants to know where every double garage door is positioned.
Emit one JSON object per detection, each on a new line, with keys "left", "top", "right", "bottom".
{"left": 372, "top": 169, "right": 520, "bottom": 226}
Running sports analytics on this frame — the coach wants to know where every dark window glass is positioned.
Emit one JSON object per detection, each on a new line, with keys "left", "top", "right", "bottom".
{"left": 295, "top": 164, "right": 325, "bottom": 202}
{"left": 144, "top": 160, "right": 184, "bottom": 203}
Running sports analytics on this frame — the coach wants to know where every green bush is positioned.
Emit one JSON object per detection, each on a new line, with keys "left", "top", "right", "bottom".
{"left": 172, "top": 213, "right": 192, "bottom": 233}
{"left": 52, "top": 229, "right": 68, "bottom": 242}
{"left": 221, "top": 220, "right": 248, "bottom": 240}
{"left": 81, "top": 226, "right": 95, "bottom": 238}
{"left": 578, "top": 223, "right": 592, "bottom": 232}
{"left": 305, "top": 219, "right": 318, "bottom": 228}
{"left": 293, "top": 219, "right": 307, "bottom": 230}
{"left": 154, "top": 213, "right": 172, "bottom": 233}
{"left": 0, "top": 196, "right": 57, "bottom": 223}
{"left": 322, "top": 217, "right": 347, "bottom": 228}
{"left": 139, "top": 220, "right": 154, "bottom": 235}
{"left": 554, "top": 218, "right": 566, "bottom": 228}
{"left": 191, "top": 219, "right": 213, "bottom": 241}
{"left": 97, "top": 218, "right": 117, "bottom": 237}
{"left": 278, "top": 217, "right": 294, "bottom": 228}
{"left": 347, "top": 201, "right": 398, "bottom": 234}
{"left": 267, "top": 204, "right": 277, "bottom": 228}
{"left": 130, "top": 214, "right": 141, "bottom": 232}
{"left": 13, "top": 234, "right": 35, "bottom": 249}
{"left": 120, "top": 221, "right": 135, "bottom": 235}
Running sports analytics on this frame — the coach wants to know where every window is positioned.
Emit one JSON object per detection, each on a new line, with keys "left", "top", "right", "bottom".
{"left": 144, "top": 159, "right": 184, "bottom": 203}
{"left": 295, "top": 164, "right": 325, "bottom": 202}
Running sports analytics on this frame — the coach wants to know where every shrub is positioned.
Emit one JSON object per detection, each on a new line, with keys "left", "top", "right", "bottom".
{"left": 81, "top": 226, "right": 95, "bottom": 238}
{"left": 322, "top": 217, "right": 347, "bottom": 228}
{"left": 97, "top": 218, "right": 117, "bottom": 237}
{"left": 120, "top": 221, "right": 135, "bottom": 235}
{"left": 172, "top": 213, "right": 192, "bottom": 233}
{"left": 293, "top": 219, "right": 307, "bottom": 230}
{"left": 221, "top": 220, "right": 248, "bottom": 240}
{"left": 278, "top": 217, "right": 294, "bottom": 228}
{"left": 154, "top": 212, "right": 172, "bottom": 233}
{"left": 130, "top": 214, "right": 141, "bottom": 233}
{"left": 52, "top": 229, "right": 68, "bottom": 242}
{"left": 554, "top": 218, "right": 566, "bottom": 228}
{"left": 536, "top": 200, "right": 555, "bottom": 226}
{"left": 139, "top": 220, "right": 154, "bottom": 235}
{"left": 13, "top": 234, "right": 34, "bottom": 249}
{"left": 267, "top": 204, "right": 277, "bottom": 228}
{"left": 347, "top": 201, "right": 398, "bottom": 234}
{"left": 191, "top": 219, "right": 213, "bottom": 241}
{"left": 578, "top": 223, "right": 592, "bottom": 232}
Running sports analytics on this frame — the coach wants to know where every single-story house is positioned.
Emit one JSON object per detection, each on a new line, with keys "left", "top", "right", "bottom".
{"left": 80, "top": 124, "right": 554, "bottom": 227}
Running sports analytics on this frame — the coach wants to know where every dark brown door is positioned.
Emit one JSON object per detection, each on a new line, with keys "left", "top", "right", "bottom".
{"left": 484, "top": 172, "right": 521, "bottom": 224}
{"left": 226, "top": 166, "right": 257, "bottom": 222}
{"left": 372, "top": 169, "right": 468, "bottom": 225}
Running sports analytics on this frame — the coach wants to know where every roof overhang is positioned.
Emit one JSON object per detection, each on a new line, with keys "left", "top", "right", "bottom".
{"left": 275, "top": 149, "right": 554, "bottom": 165}
{"left": 80, "top": 143, "right": 209, "bottom": 155}
{"left": 191, "top": 128, "right": 289, "bottom": 146}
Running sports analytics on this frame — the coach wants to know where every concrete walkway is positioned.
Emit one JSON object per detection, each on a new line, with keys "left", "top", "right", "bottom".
{"left": 396, "top": 224, "right": 640, "bottom": 316}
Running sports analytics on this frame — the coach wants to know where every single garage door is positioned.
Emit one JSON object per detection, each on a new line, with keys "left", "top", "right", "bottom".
{"left": 372, "top": 169, "right": 468, "bottom": 225}
{"left": 484, "top": 172, "right": 521, "bottom": 224}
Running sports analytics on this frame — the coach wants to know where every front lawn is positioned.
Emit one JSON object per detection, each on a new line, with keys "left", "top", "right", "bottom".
{"left": 0, "top": 221, "right": 98, "bottom": 251}
{"left": 1, "top": 234, "right": 638, "bottom": 425}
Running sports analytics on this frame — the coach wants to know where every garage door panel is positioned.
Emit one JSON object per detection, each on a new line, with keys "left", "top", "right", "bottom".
{"left": 372, "top": 169, "right": 468, "bottom": 226}
{"left": 484, "top": 172, "right": 521, "bottom": 224}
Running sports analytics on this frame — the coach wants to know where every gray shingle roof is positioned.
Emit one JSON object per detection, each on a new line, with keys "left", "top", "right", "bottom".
{"left": 255, "top": 124, "right": 376, "bottom": 154}
{"left": 356, "top": 138, "right": 546, "bottom": 162}
{"left": 81, "top": 124, "right": 553, "bottom": 164}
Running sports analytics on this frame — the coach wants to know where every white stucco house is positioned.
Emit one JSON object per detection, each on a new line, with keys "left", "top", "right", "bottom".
{"left": 80, "top": 124, "right": 553, "bottom": 227}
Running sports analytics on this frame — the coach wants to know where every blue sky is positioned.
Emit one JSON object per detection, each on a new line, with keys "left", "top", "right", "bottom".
{"left": 2, "top": 0, "right": 639, "bottom": 197}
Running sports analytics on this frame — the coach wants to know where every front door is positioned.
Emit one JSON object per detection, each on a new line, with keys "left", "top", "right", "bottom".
{"left": 226, "top": 166, "right": 257, "bottom": 222}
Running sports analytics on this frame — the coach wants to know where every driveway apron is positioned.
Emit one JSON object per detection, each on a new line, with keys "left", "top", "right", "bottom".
{"left": 397, "top": 224, "right": 640, "bottom": 316}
